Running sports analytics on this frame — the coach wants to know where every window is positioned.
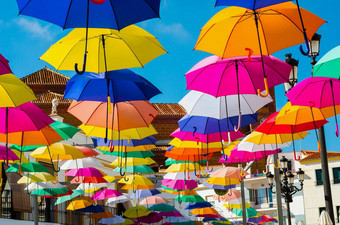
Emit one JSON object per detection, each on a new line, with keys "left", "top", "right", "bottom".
{"left": 319, "top": 207, "right": 326, "bottom": 215}
{"left": 333, "top": 167, "right": 340, "bottom": 184}
{"left": 316, "top": 169, "right": 323, "bottom": 185}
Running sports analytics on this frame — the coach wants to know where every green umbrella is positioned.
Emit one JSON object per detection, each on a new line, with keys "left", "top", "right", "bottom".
{"left": 101, "top": 150, "right": 155, "bottom": 158}
{"left": 11, "top": 121, "right": 80, "bottom": 151}
{"left": 32, "top": 187, "right": 70, "bottom": 196}
{"left": 113, "top": 165, "right": 155, "bottom": 174}
{"left": 313, "top": 45, "right": 340, "bottom": 78}
{"left": 55, "top": 190, "right": 84, "bottom": 205}
{"left": 148, "top": 203, "right": 177, "bottom": 212}
{"left": 175, "top": 194, "right": 205, "bottom": 203}
{"left": 6, "top": 162, "right": 49, "bottom": 173}
{"left": 165, "top": 158, "right": 206, "bottom": 166}
{"left": 232, "top": 207, "right": 258, "bottom": 218}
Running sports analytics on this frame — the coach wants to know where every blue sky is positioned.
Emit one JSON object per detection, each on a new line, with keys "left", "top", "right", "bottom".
{"left": 1, "top": 0, "right": 340, "bottom": 151}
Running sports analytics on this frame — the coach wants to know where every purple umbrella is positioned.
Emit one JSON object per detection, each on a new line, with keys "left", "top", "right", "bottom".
{"left": 159, "top": 211, "right": 183, "bottom": 217}
{"left": 0, "top": 54, "right": 12, "bottom": 75}
{"left": 219, "top": 147, "right": 280, "bottom": 163}
{"left": 161, "top": 179, "right": 198, "bottom": 190}
{"left": 138, "top": 212, "right": 163, "bottom": 224}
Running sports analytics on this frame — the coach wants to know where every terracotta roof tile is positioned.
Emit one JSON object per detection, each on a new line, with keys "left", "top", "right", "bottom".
{"left": 21, "top": 67, "right": 70, "bottom": 85}
{"left": 152, "top": 103, "right": 186, "bottom": 116}
{"left": 32, "top": 91, "right": 72, "bottom": 104}
{"left": 300, "top": 150, "right": 340, "bottom": 162}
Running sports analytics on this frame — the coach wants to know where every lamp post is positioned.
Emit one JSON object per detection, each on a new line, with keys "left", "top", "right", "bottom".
{"left": 309, "top": 33, "right": 336, "bottom": 224}
{"left": 284, "top": 53, "right": 299, "bottom": 94}
{"left": 266, "top": 156, "right": 305, "bottom": 225}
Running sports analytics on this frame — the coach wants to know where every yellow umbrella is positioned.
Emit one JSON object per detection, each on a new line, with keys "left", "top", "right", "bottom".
{"left": 111, "top": 157, "right": 156, "bottom": 166}
{"left": 80, "top": 124, "right": 157, "bottom": 140}
{"left": 222, "top": 140, "right": 242, "bottom": 156}
{"left": 205, "top": 177, "right": 242, "bottom": 186}
{"left": 30, "top": 143, "right": 86, "bottom": 161}
{"left": 6, "top": 150, "right": 29, "bottom": 163}
{"left": 0, "top": 73, "right": 36, "bottom": 107}
{"left": 121, "top": 184, "right": 155, "bottom": 190}
{"left": 191, "top": 207, "right": 218, "bottom": 215}
{"left": 223, "top": 201, "right": 252, "bottom": 209}
{"left": 165, "top": 163, "right": 202, "bottom": 173}
{"left": 170, "top": 138, "right": 225, "bottom": 149}
{"left": 244, "top": 131, "right": 308, "bottom": 145}
{"left": 67, "top": 198, "right": 94, "bottom": 211}
{"left": 97, "top": 145, "right": 155, "bottom": 152}
{"left": 118, "top": 175, "right": 153, "bottom": 186}
{"left": 123, "top": 206, "right": 150, "bottom": 219}
{"left": 17, "top": 172, "right": 55, "bottom": 184}
{"left": 40, "top": 26, "right": 167, "bottom": 73}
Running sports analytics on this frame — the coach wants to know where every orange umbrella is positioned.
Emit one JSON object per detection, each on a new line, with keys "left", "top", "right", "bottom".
{"left": 68, "top": 100, "right": 158, "bottom": 131}
{"left": 70, "top": 176, "right": 108, "bottom": 184}
{"left": 191, "top": 207, "right": 218, "bottom": 215}
{"left": 75, "top": 146, "right": 99, "bottom": 157}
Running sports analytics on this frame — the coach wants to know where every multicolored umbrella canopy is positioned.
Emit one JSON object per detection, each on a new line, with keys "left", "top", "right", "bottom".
{"left": 64, "top": 70, "right": 161, "bottom": 102}
{"left": 0, "top": 54, "right": 12, "bottom": 75}
{"left": 0, "top": 146, "right": 19, "bottom": 162}
{"left": 185, "top": 202, "right": 213, "bottom": 210}
{"left": 130, "top": 189, "right": 161, "bottom": 199}
{"left": 99, "top": 216, "right": 125, "bottom": 224}
{"left": 30, "top": 143, "right": 86, "bottom": 161}
{"left": 149, "top": 203, "right": 177, "bottom": 212}
{"left": 76, "top": 204, "right": 105, "bottom": 213}
{"left": 16, "top": 0, "right": 161, "bottom": 30}
{"left": 0, "top": 73, "right": 36, "bottom": 107}
{"left": 106, "top": 194, "right": 130, "bottom": 205}
{"left": 68, "top": 100, "right": 158, "bottom": 130}
{"left": 17, "top": 172, "right": 55, "bottom": 184}
{"left": 74, "top": 146, "right": 99, "bottom": 157}
{"left": 60, "top": 158, "right": 102, "bottom": 170}
{"left": 40, "top": 26, "right": 167, "bottom": 73}
{"left": 93, "top": 136, "right": 157, "bottom": 148}
{"left": 215, "top": 0, "right": 290, "bottom": 9}
{"left": 111, "top": 157, "right": 155, "bottom": 166}
{"left": 113, "top": 165, "right": 155, "bottom": 174}
{"left": 138, "top": 212, "right": 163, "bottom": 224}
{"left": 185, "top": 55, "right": 291, "bottom": 97}
{"left": 6, "top": 162, "right": 49, "bottom": 173}
{"left": 67, "top": 198, "right": 94, "bottom": 211}
{"left": 219, "top": 146, "right": 280, "bottom": 163}
{"left": 107, "top": 151, "right": 155, "bottom": 158}
{"left": 65, "top": 167, "right": 105, "bottom": 177}
{"left": 25, "top": 182, "right": 64, "bottom": 192}
{"left": 244, "top": 131, "right": 308, "bottom": 144}
{"left": 194, "top": 2, "right": 325, "bottom": 59}
{"left": 162, "top": 179, "right": 198, "bottom": 190}
{"left": 32, "top": 187, "right": 70, "bottom": 197}
{"left": 92, "top": 189, "right": 122, "bottom": 200}
{"left": 175, "top": 195, "right": 205, "bottom": 203}
{"left": 232, "top": 207, "right": 258, "bottom": 217}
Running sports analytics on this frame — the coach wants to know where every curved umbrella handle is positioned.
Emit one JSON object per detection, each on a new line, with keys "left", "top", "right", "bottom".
{"left": 245, "top": 48, "right": 253, "bottom": 63}
{"left": 257, "top": 78, "right": 269, "bottom": 98}
{"left": 75, "top": 53, "right": 87, "bottom": 75}
{"left": 299, "top": 32, "right": 310, "bottom": 56}
{"left": 37, "top": 196, "right": 42, "bottom": 203}
{"left": 120, "top": 167, "right": 126, "bottom": 177}
{"left": 293, "top": 149, "right": 301, "bottom": 161}
{"left": 221, "top": 149, "right": 228, "bottom": 161}
{"left": 233, "top": 114, "right": 242, "bottom": 132}
{"left": 193, "top": 126, "right": 197, "bottom": 137}
{"left": 52, "top": 175, "right": 58, "bottom": 184}
{"left": 273, "top": 159, "right": 280, "bottom": 169}
{"left": 227, "top": 189, "right": 233, "bottom": 196}
{"left": 222, "top": 132, "right": 232, "bottom": 147}
{"left": 336, "top": 124, "right": 339, "bottom": 137}
{"left": 206, "top": 161, "right": 213, "bottom": 172}
{"left": 91, "top": 0, "right": 106, "bottom": 4}
{"left": 187, "top": 169, "right": 191, "bottom": 180}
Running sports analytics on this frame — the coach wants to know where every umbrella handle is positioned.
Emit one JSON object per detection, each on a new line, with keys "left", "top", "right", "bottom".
{"left": 293, "top": 149, "right": 301, "bottom": 161}
{"left": 52, "top": 175, "right": 58, "bottom": 184}
{"left": 257, "top": 78, "right": 269, "bottom": 98}
{"left": 299, "top": 32, "right": 310, "bottom": 56}
{"left": 90, "top": 0, "right": 106, "bottom": 4}
{"left": 227, "top": 189, "right": 233, "bottom": 196}
{"left": 37, "top": 196, "right": 42, "bottom": 203}
{"left": 233, "top": 114, "right": 242, "bottom": 132}
{"left": 245, "top": 48, "right": 253, "bottom": 63}
{"left": 240, "top": 169, "right": 246, "bottom": 178}
{"left": 336, "top": 124, "right": 339, "bottom": 137}
{"left": 222, "top": 132, "right": 231, "bottom": 147}
{"left": 75, "top": 53, "right": 87, "bottom": 75}
{"left": 120, "top": 167, "right": 126, "bottom": 177}
{"left": 206, "top": 161, "right": 213, "bottom": 172}
{"left": 187, "top": 169, "right": 191, "bottom": 180}
{"left": 273, "top": 159, "right": 280, "bottom": 169}
{"left": 221, "top": 149, "right": 228, "bottom": 161}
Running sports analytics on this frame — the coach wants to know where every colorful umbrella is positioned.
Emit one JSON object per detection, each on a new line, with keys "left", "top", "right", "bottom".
{"left": 88, "top": 211, "right": 115, "bottom": 219}
{"left": 60, "top": 158, "right": 102, "bottom": 170}
{"left": 244, "top": 131, "right": 308, "bottom": 144}
{"left": 32, "top": 187, "right": 70, "bottom": 197}
{"left": 93, "top": 136, "right": 157, "bottom": 148}
{"left": 124, "top": 206, "right": 150, "bottom": 218}
{"left": 0, "top": 54, "right": 12, "bottom": 75}
{"left": 140, "top": 196, "right": 169, "bottom": 205}
{"left": 55, "top": 190, "right": 84, "bottom": 205}
{"left": 99, "top": 216, "right": 125, "bottom": 224}
{"left": 67, "top": 198, "right": 94, "bottom": 210}
{"left": 25, "top": 181, "right": 64, "bottom": 192}
{"left": 130, "top": 189, "right": 161, "bottom": 199}
{"left": 161, "top": 179, "right": 198, "bottom": 190}
{"left": 111, "top": 157, "right": 155, "bottom": 166}
{"left": 108, "top": 151, "right": 155, "bottom": 159}
{"left": 106, "top": 194, "right": 130, "bottom": 205}
{"left": 92, "top": 189, "right": 122, "bottom": 200}
{"left": 185, "top": 202, "right": 213, "bottom": 210}
{"left": 191, "top": 207, "right": 218, "bottom": 215}
{"left": 138, "top": 212, "right": 163, "bottom": 224}
{"left": 76, "top": 204, "right": 104, "bottom": 213}
{"left": 232, "top": 207, "right": 258, "bottom": 217}
{"left": 74, "top": 146, "right": 99, "bottom": 157}
{"left": 6, "top": 162, "right": 49, "bottom": 173}
{"left": 148, "top": 203, "right": 177, "bottom": 212}
{"left": 17, "top": 172, "right": 55, "bottom": 184}
{"left": 113, "top": 165, "right": 155, "bottom": 174}
{"left": 313, "top": 45, "right": 340, "bottom": 79}
{"left": 175, "top": 195, "right": 205, "bottom": 203}
{"left": 65, "top": 167, "right": 105, "bottom": 177}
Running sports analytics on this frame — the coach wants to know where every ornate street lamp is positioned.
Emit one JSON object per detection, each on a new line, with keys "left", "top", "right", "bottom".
{"left": 309, "top": 33, "right": 322, "bottom": 66}
{"left": 266, "top": 156, "right": 305, "bottom": 225}
{"left": 284, "top": 53, "right": 299, "bottom": 93}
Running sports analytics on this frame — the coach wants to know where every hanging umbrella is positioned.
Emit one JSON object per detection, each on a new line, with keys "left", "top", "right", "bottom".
{"left": 106, "top": 194, "right": 130, "bottom": 205}
{"left": 232, "top": 207, "right": 258, "bottom": 217}
{"left": 6, "top": 162, "right": 49, "bottom": 173}
{"left": 161, "top": 179, "right": 198, "bottom": 190}
{"left": 17, "top": 172, "right": 55, "bottom": 184}
{"left": 159, "top": 211, "right": 183, "bottom": 217}
{"left": 118, "top": 175, "right": 153, "bottom": 186}
{"left": 179, "top": 90, "right": 272, "bottom": 119}
{"left": 65, "top": 167, "right": 105, "bottom": 177}
{"left": 130, "top": 189, "right": 161, "bottom": 200}
{"left": 139, "top": 196, "right": 169, "bottom": 205}
{"left": 113, "top": 165, "right": 155, "bottom": 174}
{"left": 40, "top": 26, "right": 166, "bottom": 73}
{"left": 61, "top": 158, "right": 102, "bottom": 170}
{"left": 175, "top": 195, "right": 205, "bottom": 203}
{"left": 244, "top": 131, "right": 308, "bottom": 144}
{"left": 0, "top": 146, "right": 19, "bottom": 162}
{"left": 165, "top": 148, "right": 214, "bottom": 162}
{"left": 313, "top": 45, "right": 340, "bottom": 79}
{"left": 67, "top": 198, "right": 94, "bottom": 210}
{"left": 111, "top": 157, "right": 155, "bottom": 166}
{"left": 70, "top": 176, "right": 108, "bottom": 184}
{"left": 138, "top": 212, "right": 163, "bottom": 224}
{"left": 99, "top": 216, "right": 125, "bottom": 224}
{"left": 223, "top": 199, "right": 252, "bottom": 209}
{"left": 55, "top": 190, "right": 84, "bottom": 205}
{"left": 65, "top": 70, "right": 161, "bottom": 102}
{"left": 76, "top": 204, "right": 105, "bottom": 213}
{"left": 165, "top": 158, "right": 207, "bottom": 166}
{"left": 93, "top": 136, "right": 157, "bottom": 148}
{"left": 25, "top": 181, "right": 64, "bottom": 192}
{"left": 287, "top": 77, "right": 340, "bottom": 136}
{"left": 0, "top": 54, "right": 12, "bottom": 75}
{"left": 165, "top": 163, "right": 202, "bottom": 173}
{"left": 74, "top": 146, "right": 99, "bottom": 157}
{"left": 204, "top": 167, "right": 248, "bottom": 190}
{"left": 214, "top": 188, "right": 241, "bottom": 202}
{"left": 185, "top": 55, "right": 291, "bottom": 98}
{"left": 194, "top": 2, "right": 325, "bottom": 96}
{"left": 148, "top": 203, "right": 177, "bottom": 212}
{"left": 191, "top": 207, "right": 218, "bottom": 215}
{"left": 219, "top": 146, "right": 280, "bottom": 163}
{"left": 92, "top": 189, "right": 122, "bottom": 200}
{"left": 185, "top": 202, "right": 213, "bottom": 210}
{"left": 88, "top": 211, "right": 115, "bottom": 219}
{"left": 0, "top": 73, "right": 36, "bottom": 107}
{"left": 32, "top": 187, "right": 70, "bottom": 197}
{"left": 68, "top": 100, "right": 158, "bottom": 130}
{"left": 124, "top": 206, "right": 150, "bottom": 218}
{"left": 164, "top": 172, "right": 203, "bottom": 181}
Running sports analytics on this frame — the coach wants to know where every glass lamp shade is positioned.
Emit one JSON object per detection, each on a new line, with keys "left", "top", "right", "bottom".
{"left": 296, "top": 168, "right": 305, "bottom": 182}
{"left": 284, "top": 54, "right": 299, "bottom": 93}
{"left": 279, "top": 170, "right": 284, "bottom": 181}
{"left": 287, "top": 172, "right": 295, "bottom": 184}
{"left": 266, "top": 172, "right": 274, "bottom": 185}
{"left": 280, "top": 156, "right": 288, "bottom": 170}
{"left": 308, "top": 33, "right": 321, "bottom": 57}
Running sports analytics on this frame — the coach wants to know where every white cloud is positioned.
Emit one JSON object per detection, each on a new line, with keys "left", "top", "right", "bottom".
{"left": 14, "top": 18, "right": 55, "bottom": 41}
{"left": 153, "top": 22, "right": 192, "bottom": 42}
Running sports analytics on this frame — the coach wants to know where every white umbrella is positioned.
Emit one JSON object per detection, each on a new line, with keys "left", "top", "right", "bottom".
{"left": 164, "top": 172, "right": 202, "bottom": 180}
{"left": 179, "top": 91, "right": 272, "bottom": 119}
{"left": 319, "top": 210, "right": 333, "bottom": 225}
{"left": 60, "top": 157, "right": 102, "bottom": 170}
{"left": 25, "top": 182, "right": 64, "bottom": 192}
{"left": 106, "top": 194, "right": 130, "bottom": 205}
{"left": 76, "top": 182, "right": 110, "bottom": 191}
{"left": 99, "top": 215, "right": 125, "bottom": 224}
{"left": 241, "top": 135, "right": 291, "bottom": 152}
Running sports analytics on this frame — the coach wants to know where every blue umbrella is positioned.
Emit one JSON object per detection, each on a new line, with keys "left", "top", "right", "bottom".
{"left": 64, "top": 70, "right": 161, "bottom": 102}
{"left": 215, "top": 0, "right": 290, "bottom": 9}
{"left": 99, "top": 215, "right": 125, "bottom": 224}
{"left": 203, "top": 183, "right": 236, "bottom": 190}
{"left": 16, "top": 0, "right": 161, "bottom": 74}
{"left": 92, "top": 135, "right": 157, "bottom": 147}
{"left": 178, "top": 114, "right": 257, "bottom": 134}
{"left": 130, "top": 189, "right": 161, "bottom": 200}
{"left": 184, "top": 202, "right": 213, "bottom": 210}
{"left": 76, "top": 204, "right": 104, "bottom": 213}
{"left": 203, "top": 218, "right": 228, "bottom": 222}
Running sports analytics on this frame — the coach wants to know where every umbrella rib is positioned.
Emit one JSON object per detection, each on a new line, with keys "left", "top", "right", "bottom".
{"left": 54, "top": 40, "right": 83, "bottom": 71}
{"left": 238, "top": 60, "right": 258, "bottom": 94}
{"left": 108, "top": 0, "right": 121, "bottom": 30}
{"left": 216, "top": 61, "right": 234, "bottom": 97}
{"left": 63, "top": 0, "right": 74, "bottom": 29}
{"left": 256, "top": 12, "right": 270, "bottom": 56}
{"left": 18, "top": 0, "right": 33, "bottom": 14}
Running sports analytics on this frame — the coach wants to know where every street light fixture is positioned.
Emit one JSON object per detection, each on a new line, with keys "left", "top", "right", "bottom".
{"left": 284, "top": 53, "right": 299, "bottom": 93}
{"left": 266, "top": 156, "right": 305, "bottom": 225}
{"left": 309, "top": 33, "right": 322, "bottom": 66}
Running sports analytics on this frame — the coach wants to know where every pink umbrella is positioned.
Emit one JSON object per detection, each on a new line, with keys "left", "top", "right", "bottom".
{"left": 139, "top": 196, "right": 169, "bottom": 205}
{"left": 0, "top": 54, "right": 12, "bottom": 75}
{"left": 65, "top": 167, "right": 104, "bottom": 177}
{"left": 0, "top": 145, "right": 19, "bottom": 161}
{"left": 75, "top": 146, "right": 99, "bottom": 157}
{"left": 219, "top": 146, "right": 280, "bottom": 163}
{"left": 92, "top": 189, "right": 122, "bottom": 200}
{"left": 185, "top": 55, "right": 291, "bottom": 97}
{"left": 138, "top": 212, "right": 163, "bottom": 224}
{"left": 287, "top": 77, "right": 340, "bottom": 136}
{"left": 159, "top": 211, "right": 183, "bottom": 217}
{"left": 0, "top": 102, "right": 54, "bottom": 133}
{"left": 213, "top": 188, "right": 241, "bottom": 202}
{"left": 209, "top": 167, "right": 248, "bottom": 179}
{"left": 161, "top": 179, "right": 198, "bottom": 190}
{"left": 171, "top": 128, "right": 244, "bottom": 144}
